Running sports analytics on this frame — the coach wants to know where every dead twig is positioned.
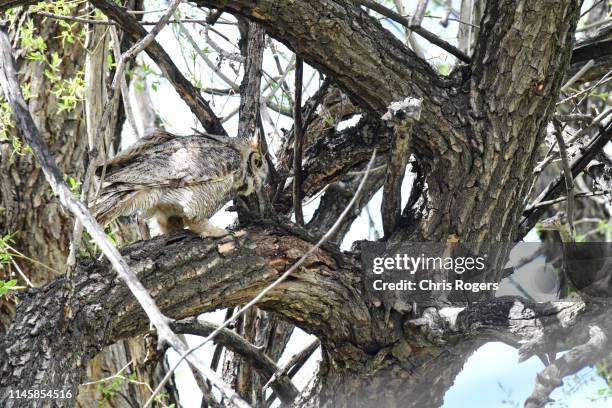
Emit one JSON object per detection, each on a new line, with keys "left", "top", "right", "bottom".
{"left": 524, "top": 190, "right": 611, "bottom": 211}
{"left": 263, "top": 338, "right": 320, "bottom": 391}
{"left": 172, "top": 317, "right": 299, "bottom": 404}
{"left": 357, "top": 0, "right": 471, "bottom": 63}
{"left": 293, "top": 56, "right": 305, "bottom": 225}
{"left": 552, "top": 119, "right": 575, "bottom": 240}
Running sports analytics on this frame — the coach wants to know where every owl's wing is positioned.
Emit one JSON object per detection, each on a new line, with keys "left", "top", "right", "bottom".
{"left": 93, "top": 134, "right": 250, "bottom": 225}
{"left": 101, "top": 136, "right": 244, "bottom": 191}
{"left": 96, "top": 130, "right": 177, "bottom": 177}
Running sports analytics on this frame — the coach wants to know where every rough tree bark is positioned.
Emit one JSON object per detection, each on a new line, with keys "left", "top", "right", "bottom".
{"left": 0, "top": 4, "right": 88, "bottom": 302}
{"left": 0, "top": 3, "right": 176, "bottom": 408}
{"left": 0, "top": 228, "right": 597, "bottom": 407}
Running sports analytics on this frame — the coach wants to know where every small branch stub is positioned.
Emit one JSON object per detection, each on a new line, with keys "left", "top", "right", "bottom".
{"left": 381, "top": 97, "right": 423, "bottom": 237}
{"left": 382, "top": 97, "right": 423, "bottom": 123}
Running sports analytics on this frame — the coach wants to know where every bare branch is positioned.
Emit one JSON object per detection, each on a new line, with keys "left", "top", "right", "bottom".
{"left": 263, "top": 338, "right": 319, "bottom": 391}
{"left": 409, "top": 0, "right": 430, "bottom": 27}
{"left": 524, "top": 190, "right": 611, "bottom": 211}
{"left": 552, "top": 120, "right": 575, "bottom": 240}
{"left": 293, "top": 56, "right": 305, "bottom": 226}
{"left": 171, "top": 318, "right": 299, "bottom": 404}
{"left": 357, "top": 0, "right": 471, "bottom": 63}
{"left": 518, "top": 121, "right": 612, "bottom": 239}
{"left": 440, "top": 0, "right": 452, "bottom": 27}
{"left": 204, "top": 24, "right": 244, "bottom": 62}
{"left": 176, "top": 333, "right": 223, "bottom": 408}
{"left": 110, "top": 26, "right": 140, "bottom": 139}
{"left": 561, "top": 59, "right": 594, "bottom": 92}
{"left": 524, "top": 326, "right": 609, "bottom": 408}
{"left": 175, "top": 17, "right": 240, "bottom": 90}
{"left": 194, "top": 0, "right": 446, "bottom": 116}
{"left": 381, "top": 97, "right": 422, "bottom": 236}
{"left": 567, "top": 108, "right": 612, "bottom": 144}
{"left": 91, "top": 0, "right": 226, "bottom": 134}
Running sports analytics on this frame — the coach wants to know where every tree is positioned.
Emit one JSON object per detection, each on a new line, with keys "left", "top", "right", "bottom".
{"left": 0, "top": 2, "right": 176, "bottom": 407}
{"left": 0, "top": 1, "right": 611, "bottom": 407}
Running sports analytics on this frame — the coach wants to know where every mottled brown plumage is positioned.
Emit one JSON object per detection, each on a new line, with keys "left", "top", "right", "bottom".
{"left": 92, "top": 130, "right": 268, "bottom": 236}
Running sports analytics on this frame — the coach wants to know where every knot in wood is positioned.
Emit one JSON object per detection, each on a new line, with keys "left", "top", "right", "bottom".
{"left": 382, "top": 97, "right": 423, "bottom": 124}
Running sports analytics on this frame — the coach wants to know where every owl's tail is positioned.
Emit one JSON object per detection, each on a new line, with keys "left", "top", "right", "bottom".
{"left": 91, "top": 190, "right": 139, "bottom": 227}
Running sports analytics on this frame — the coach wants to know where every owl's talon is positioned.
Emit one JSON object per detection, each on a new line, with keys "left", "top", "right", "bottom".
{"left": 218, "top": 233, "right": 236, "bottom": 244}
{"left": 234, "top": 229, "right": 247, "bottom": 238}
{"left": 186, "top": 218, "right": 229, "bottom": 238}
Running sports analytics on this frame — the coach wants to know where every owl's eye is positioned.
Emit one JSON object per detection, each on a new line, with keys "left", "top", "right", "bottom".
{"left": 251, "top": 154, "right": 263, "bottom": 168}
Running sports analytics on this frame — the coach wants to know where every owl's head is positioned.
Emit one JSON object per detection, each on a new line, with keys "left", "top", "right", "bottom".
{"left": 246, "top": 132, "right": 269, "bottom": 189}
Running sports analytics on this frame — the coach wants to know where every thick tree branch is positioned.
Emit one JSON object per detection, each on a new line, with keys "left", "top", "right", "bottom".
{"left": 0, "top": 227, "right": 370, "bottom": 405}
{"left": 237, "top": 21, "right": 265, "bottom": 139}
{"left": 451, "top": 297, "right": 588, "bottom": 351}
{"left": 192, "top": 1, "right": 449, "bottom": 127}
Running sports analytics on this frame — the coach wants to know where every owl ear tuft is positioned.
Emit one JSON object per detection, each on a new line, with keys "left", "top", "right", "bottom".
{"left": 251, "top": 128, "right": 262, "bottom": 152}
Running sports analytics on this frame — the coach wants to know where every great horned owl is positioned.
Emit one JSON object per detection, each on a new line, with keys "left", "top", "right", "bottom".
{"left": 91, "top": 130, "right": 268, "bottom": 237}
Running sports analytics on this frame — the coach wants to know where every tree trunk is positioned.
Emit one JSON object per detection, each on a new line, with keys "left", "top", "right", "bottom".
{"left": 0, "top": 4, "right": 173, "bottom": 407}
{"left": 0, "top": 5, "right": 88, "bottom": 292}
{"left": 2, "top": 0, "right": 610, "bottom": 407}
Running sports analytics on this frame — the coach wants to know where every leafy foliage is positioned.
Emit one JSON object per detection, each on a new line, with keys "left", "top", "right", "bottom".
{"left": 0, "top": 97, "right": 15, "bottom": 140}
{"left": 0, "top": 279, "right": 18, "bottom": 299}
{"left": 18, "top": 3, "right": 86, "bottom": 114}
{"left": 0, "top": 231, "right": 16, "bottom": 265}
